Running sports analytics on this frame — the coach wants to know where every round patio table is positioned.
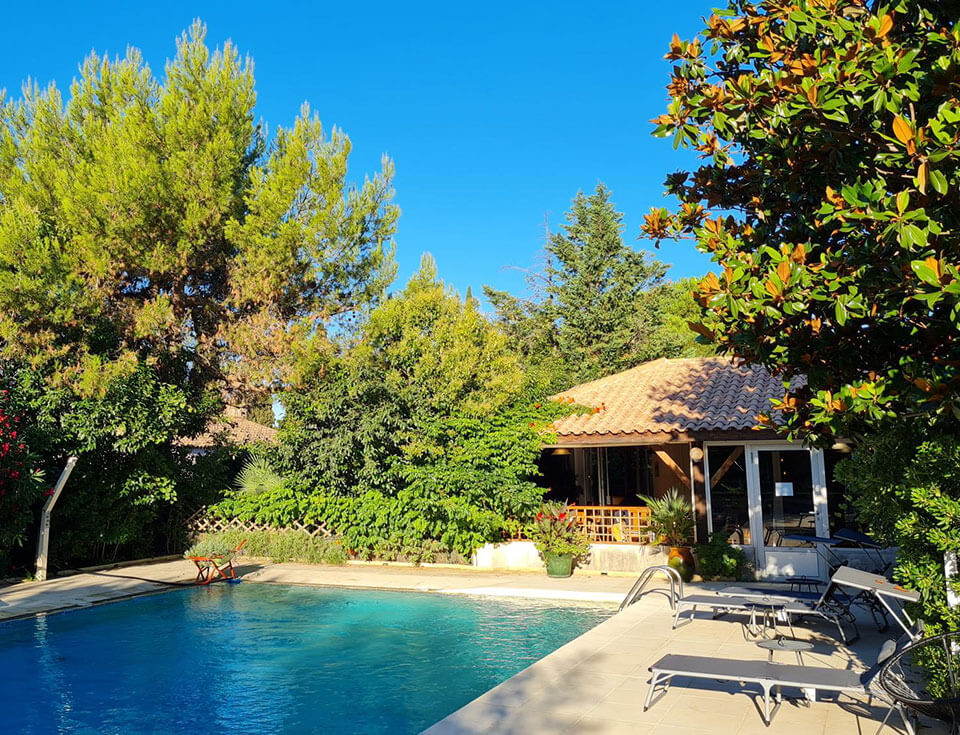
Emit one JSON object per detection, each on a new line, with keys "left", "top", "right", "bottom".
{"left": 756, "top": 637, "right": 814, "bottom": 665}
{"left": 743, "top": 600, "right": 797, "bottom": 640}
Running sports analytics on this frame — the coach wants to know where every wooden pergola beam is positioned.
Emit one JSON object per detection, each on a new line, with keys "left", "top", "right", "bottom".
{"left": 653, "top": 447, "right": 691, "bottom": 490}
{"left": 710, "top": 446, "right": 744, "bottom": 489}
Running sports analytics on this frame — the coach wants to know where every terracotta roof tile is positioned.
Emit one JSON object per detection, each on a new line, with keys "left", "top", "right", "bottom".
{"left": 177, "top": 415, "right": 278, "bottom": 449}
{"left": 549, "top": 357, "right": 792, "bottom": 438}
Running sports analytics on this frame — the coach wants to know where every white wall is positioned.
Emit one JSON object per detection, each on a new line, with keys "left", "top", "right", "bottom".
{"left": 473, "top": 541, "right": 670, "bottom": 574}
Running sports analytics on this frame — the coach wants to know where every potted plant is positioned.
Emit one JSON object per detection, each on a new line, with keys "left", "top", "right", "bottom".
{"left": 641, "top": 488, "right": 696, "bottom": 582}
{"left": 528, "top": 502, "right": 590, "bottom": 578}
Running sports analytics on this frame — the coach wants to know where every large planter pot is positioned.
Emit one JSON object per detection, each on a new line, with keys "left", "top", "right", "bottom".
{"left": 544, "top": 552, "right": 574, "bottom": 578}
{"left": 668, "top": 546, "right": 695, "bottom": 582}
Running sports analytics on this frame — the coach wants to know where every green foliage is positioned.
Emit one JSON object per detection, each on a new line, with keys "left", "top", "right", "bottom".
{"left": 644, "top": 0, "right": 960, "bottom": 440}
{"left": 0, "top": 362, "right": 229, "bottom": 571}
{"left": 642, "top": 488, "right": 695, "bottom": 546}
{"left": 262, "top": 258, "right": 576, "bottom": 558}
{"left": 189, "top": 530, "right": 347, "bottom": 565}
{"left": 637, "top": 280, "right": 717, "bottom": 362}
{"left": 695, "top": 531, "right": 747, "bottom": 580}
{"left": 485, "top": 183, "right": 671, "bottom": 387}
{"left": 528, "top": 502, "right": 591, "bottom": 559}
{"left": 235, "top": 453, "right": 285, "bottom": 496}
{"left": 0, "top": 21, "right": 398, "bottom": 399}
{"left": 183, "top": 536, "right": 236, "bottom": 559}
{"left": 835, "top": 426, "right": 960, "bottom": 634}
{"left": 0, "top": 22, "right": 398, "bottom": 572}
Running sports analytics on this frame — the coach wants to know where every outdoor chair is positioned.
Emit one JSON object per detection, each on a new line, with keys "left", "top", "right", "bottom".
{"left": 187, "top": 539, "right": 246, "bottom": 585}
{"left": 879, "top": 630, "right": 960, "bottom": 734}
{"left": 646, "top": 638, "right": 915, "bottom": 732}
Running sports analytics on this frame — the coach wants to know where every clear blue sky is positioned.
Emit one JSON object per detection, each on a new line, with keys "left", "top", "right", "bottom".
{"left": 1, "top": 1, "right": 716, "bottom": 304}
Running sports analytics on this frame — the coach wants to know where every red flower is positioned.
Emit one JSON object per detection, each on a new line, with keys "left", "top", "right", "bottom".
{"left": 558, "top": 512, "right": 566, "bottom": 521}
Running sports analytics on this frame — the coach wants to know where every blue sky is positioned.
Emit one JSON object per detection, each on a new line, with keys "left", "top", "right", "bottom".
{"left": 1, "top": 1, "right": 717, "bottom": 304}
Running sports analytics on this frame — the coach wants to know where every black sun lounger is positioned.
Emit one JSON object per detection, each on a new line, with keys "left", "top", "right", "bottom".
{"left": 646, "top": 640, "right": 913, "bottom": 733}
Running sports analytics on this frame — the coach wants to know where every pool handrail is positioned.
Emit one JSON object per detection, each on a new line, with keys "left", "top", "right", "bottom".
{"left": 619, "top": 565, "right": 684, "bottom": 612}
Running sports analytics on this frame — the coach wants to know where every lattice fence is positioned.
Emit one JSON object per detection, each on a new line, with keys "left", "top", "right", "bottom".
{"left": 186, "top": 506, "right": 334, "bottom": 539}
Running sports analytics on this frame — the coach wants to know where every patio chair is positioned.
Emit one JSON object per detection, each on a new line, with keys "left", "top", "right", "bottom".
{"left": 879, "top": 629, "right": 960, "bottom": 734}
{"left": 187, "top": 539, "right": 246, "bottom": 586}
{"left": 646, "top": 638, "right": 915, "bottom": 732}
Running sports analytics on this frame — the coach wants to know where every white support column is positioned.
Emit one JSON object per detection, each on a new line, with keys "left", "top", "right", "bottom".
{"left": 35, "top": 457, "right": 78, "bottom": 582}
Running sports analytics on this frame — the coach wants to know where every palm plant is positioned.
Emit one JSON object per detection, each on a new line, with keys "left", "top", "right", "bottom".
{"left": 235, "top": 452, "right": 285, "bottom": 496}
{"left": 641, "top": 488, "right": 695, "bottom": 547}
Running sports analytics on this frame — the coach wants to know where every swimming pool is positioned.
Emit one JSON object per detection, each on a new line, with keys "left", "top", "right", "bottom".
{"left": 0, "top": 584, "right": 612, "bottom": 734}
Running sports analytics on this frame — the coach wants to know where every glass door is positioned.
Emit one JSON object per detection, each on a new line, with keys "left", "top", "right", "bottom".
{"left": 746, "top": 445, "right": 828, "bottom": 579}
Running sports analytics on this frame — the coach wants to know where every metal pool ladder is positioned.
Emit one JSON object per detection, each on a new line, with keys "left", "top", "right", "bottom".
{"left": 619, "top": 565, "right": 684, "bottom": 612}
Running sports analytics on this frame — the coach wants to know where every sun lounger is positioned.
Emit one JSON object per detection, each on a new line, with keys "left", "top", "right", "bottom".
{"left": 646, "top": 640, "right": 913, "bottom": 732}
{"left": 717, "top": 566, "right": 922, "bottom": 642}
{"left": 673, "top": 591, "right": 858, "bottom": 643}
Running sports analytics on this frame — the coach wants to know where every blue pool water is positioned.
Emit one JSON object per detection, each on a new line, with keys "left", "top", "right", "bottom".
{"left": 0, "top": 584, "right": 612, "bottom": 734}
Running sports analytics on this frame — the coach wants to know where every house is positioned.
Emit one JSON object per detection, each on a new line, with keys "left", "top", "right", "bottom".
{"left": 477, "top": 357, "right": 861, "bottom": 579}
{"left": 176, "top": 405, "right": 278, "bottom": 456}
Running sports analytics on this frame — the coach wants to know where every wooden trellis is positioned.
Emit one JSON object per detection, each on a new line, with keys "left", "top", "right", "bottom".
{"left": 186, "top": 507, "right": 334, "bottom": 539}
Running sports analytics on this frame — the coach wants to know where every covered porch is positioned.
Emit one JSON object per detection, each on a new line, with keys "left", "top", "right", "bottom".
{"left": 539, "top": 440, "right": 694, "bottom": 545}
{"left": 526, "top": 357, "right": 860, "bottom": 579}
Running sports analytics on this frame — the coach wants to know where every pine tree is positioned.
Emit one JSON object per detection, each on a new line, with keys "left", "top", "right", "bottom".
{"left": 486, "top": 184, "right": 668, "bottom": 385}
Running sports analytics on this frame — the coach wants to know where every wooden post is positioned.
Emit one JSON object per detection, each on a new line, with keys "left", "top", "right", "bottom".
{"left": 690, "top": 441, "right": 708, "bottom": 543}
{"left": 35, "top": 457, "right": 77, "bottom": 582}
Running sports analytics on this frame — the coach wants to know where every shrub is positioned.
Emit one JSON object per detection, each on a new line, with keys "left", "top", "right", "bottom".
{"left": 695, "top": 532, "right": 747, "bottom": 580}
{"left": 190, "top": 530, "right": 348, "bottom": 565}
{"left": 0, "top": 387, "right": 43, "bottom": 568}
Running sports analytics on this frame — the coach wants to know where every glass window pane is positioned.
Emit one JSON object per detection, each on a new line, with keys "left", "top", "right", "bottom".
{"left": 707, "top": 446, "right": 750, "bottom": 544}
{"left": 757, "top": 450, "right": 815, "bottom": 547}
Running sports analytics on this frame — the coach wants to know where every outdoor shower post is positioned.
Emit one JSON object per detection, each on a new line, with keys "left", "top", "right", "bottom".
{"left": 35, "top": 456, "right": 78, "bottom": 582}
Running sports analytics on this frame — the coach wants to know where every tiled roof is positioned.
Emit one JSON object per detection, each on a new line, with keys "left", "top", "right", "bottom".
{"left": 177, "top": 414, "right": 278, "bottom": 449}
{"left": 549, "top": 357, "right": 790, "bottom": 439}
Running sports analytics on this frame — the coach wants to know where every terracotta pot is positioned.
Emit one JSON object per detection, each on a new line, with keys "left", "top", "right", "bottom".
{"left": 544, "top": 552, "right": 574, "bottom": 578}
{"left": 668, "top": 546, "right": 695, "bottom": 582}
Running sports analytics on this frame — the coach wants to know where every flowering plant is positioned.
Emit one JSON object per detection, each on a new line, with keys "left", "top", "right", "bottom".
{"left": 0, "top": 387, "right": 43, "bottom": 558}
{"left": 528, "top": 502, "right": 590, "bottom": 558}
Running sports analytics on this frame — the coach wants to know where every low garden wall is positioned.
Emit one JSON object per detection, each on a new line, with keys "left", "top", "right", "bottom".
{"left": 472, "top": 540, "right": 669, "bottom": 574}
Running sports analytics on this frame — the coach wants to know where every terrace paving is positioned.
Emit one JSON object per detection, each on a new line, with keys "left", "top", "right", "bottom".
{"left": 0, "top": 559, "right": 947, "bottom": 734}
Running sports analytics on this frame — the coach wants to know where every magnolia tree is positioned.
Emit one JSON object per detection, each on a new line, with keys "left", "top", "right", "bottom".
{"left": 642, "top": 0, "right": 960, "bottom": 441}
{"left": 642, "top": 0, "right": 960, "bottom": 630}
